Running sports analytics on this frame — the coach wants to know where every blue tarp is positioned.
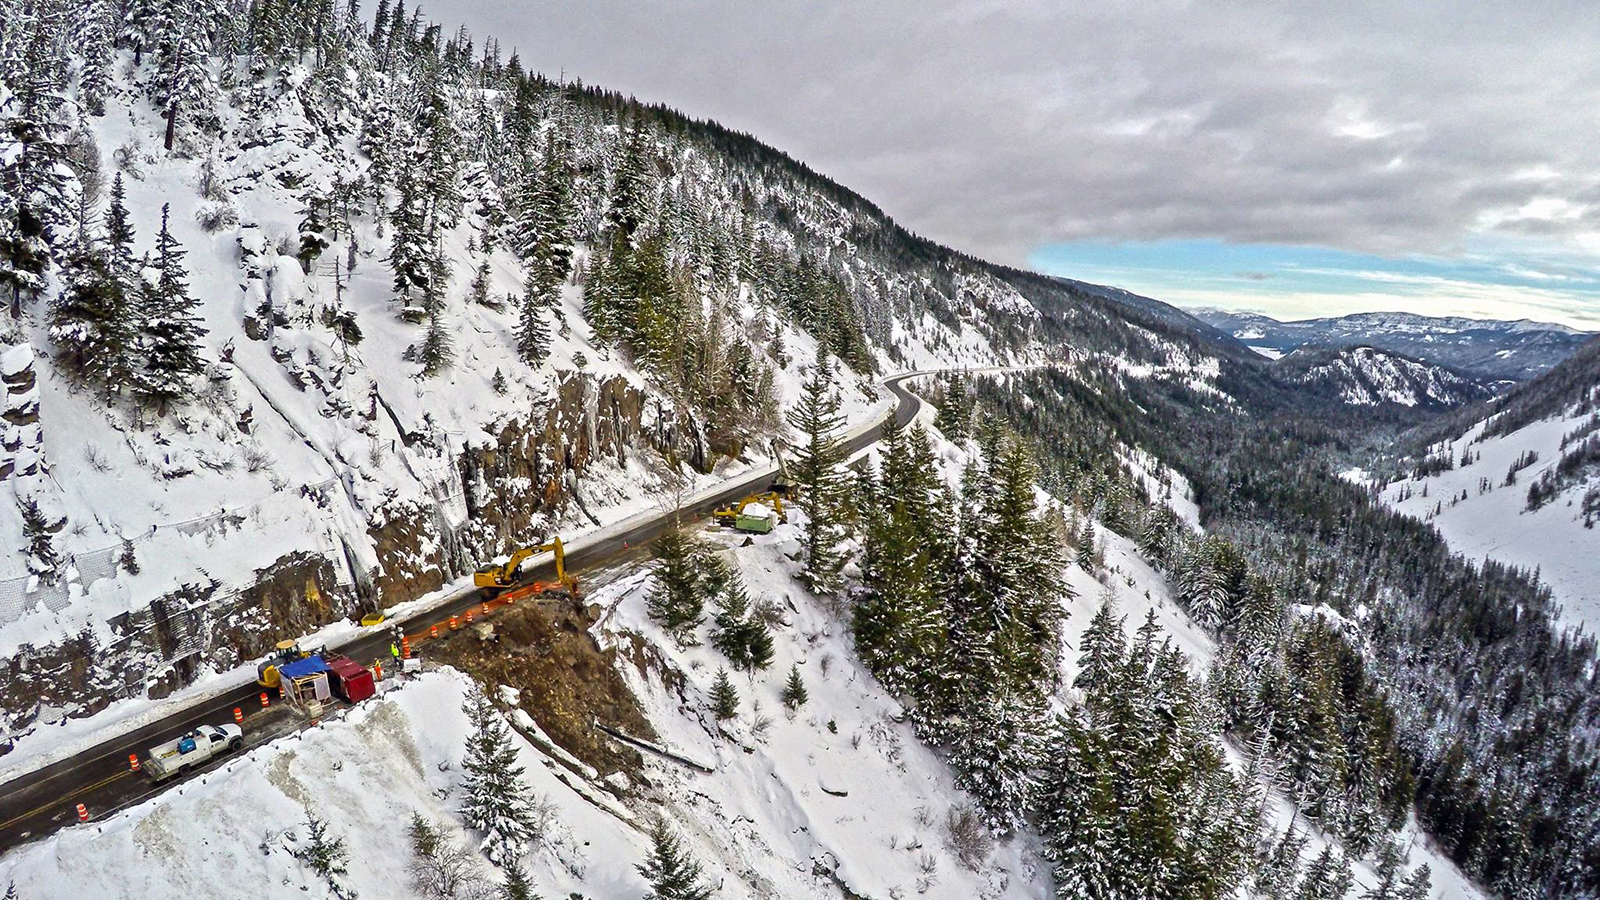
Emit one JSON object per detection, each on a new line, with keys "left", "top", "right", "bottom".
{"left": 278, "top": 656, "right": 329, "bottom": 679}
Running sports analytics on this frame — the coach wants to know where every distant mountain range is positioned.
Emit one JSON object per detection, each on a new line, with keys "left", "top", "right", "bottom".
{"left": 1190, "top": 308, "right": 1594, "bottom": 381}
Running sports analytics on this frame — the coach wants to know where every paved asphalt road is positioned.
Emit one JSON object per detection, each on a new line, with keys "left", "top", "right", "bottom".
{"left": 0, "top": 371, "right": 932, "bottom": 851}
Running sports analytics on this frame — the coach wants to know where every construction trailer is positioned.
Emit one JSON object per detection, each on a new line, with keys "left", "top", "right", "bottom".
{"left": 277, "top": 655, "right": 333, "bottom": 708}
{"left": 324, "top": 655, "right": 377, "bottom": 704}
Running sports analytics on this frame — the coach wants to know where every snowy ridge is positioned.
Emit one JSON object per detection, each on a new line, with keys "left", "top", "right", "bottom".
{"left": 1280, "top": 346, "right": 1493, "bottom": 409}
{"left": 1381, "top": 390, "right": 1600, "bottom": 635}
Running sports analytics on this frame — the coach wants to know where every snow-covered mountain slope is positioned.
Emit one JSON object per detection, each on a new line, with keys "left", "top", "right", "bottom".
{"left": 1380, "top": 371, "right": 1600, "bottom": 634}
{"left": 1193, "top": 308, "right": 1592, "bottom": 381}
{"left": 1275, "top": 346, "right": 1496, "bottom": 411}
{"left": 0, "top": 424, "right": 1481, "bottom": 900}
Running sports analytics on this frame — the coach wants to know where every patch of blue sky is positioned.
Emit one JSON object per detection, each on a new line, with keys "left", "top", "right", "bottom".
{"left": 1027, "top": 239, "right": 1600, "bottom": 328}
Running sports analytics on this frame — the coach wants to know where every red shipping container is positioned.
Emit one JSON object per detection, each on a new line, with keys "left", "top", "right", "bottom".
{"left": 324, "top": 655, "right": 376, "bottom": 704}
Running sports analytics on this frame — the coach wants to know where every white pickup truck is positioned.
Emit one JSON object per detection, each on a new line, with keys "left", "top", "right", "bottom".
{"left": 146, "top": 724, "right": 244, "bottom": 781}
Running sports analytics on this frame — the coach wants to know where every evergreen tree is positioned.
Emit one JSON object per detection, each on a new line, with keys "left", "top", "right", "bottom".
{"left": 387, "top": 169, "right": 433, "bottom": 306}
{"left": 580, "top": 249, "right": 614, "bottom": 343}
{"left": 0, "top": 21, "right": 75, "bottom": 317}
{"left": 854, "top": 424, "right": 951, "bottom": 698}
{"left": 459, "top": 689, "right": 539, "bottom": 865}
{"left": 1400, "top": 865, "right": 1431, "bottom": 900}
{"left": 20, "top": 498, "right": 59, "bottom": 584}
{"left": 709, "top": 573, "right": 773, "bottom": 671}
{"left": 531, "top": 134, "right": 572, "bottom": 285}
{"left": 787, "top": 351, "right": 849, "bottom": 593}
{"left": 294, "top": 811, "right": 353, "bottom": 899}
{"left": 780, "top": 664, "right": 808, "bottom": 710}
{"left": 499, "top": 860, "right": 540, "bottom": 900}
{"left": 49, "top": 245, "right": 131, "bottom": 389}
{"left": 1073, "top": 599, "right": 1125, "bottom": 703}
{"left": 1362, "top": 840, "right": 1405, "bottom": 900}
{"left": 419, "top": 309, "right": 453, "bottom": 377}
{"left": 647, "top": 525, "right": 704, "bottom": 642}
{"left": 296, "top": 195, "right": 329, "bottom": 273}
{"left": 76, "top": 0, "right": 116, "bottom": 115}
{"left": 515, "top": 271, "right": 551, "bottom": 365}
{"left": 950, "top": 688, "right": 1047, "bottom": 833}
{"left": 467, "top": 258, "right": 492, "bottom": 306}
{"left": 136, "top": 203, "right": 207, "bottom": 411}
{"left": 607, "top": 121, "right": 651, "bottom": 241}
{"left": 636, "top": 816, "right": 711, "bottom": 900}
{"left": 709, "top": 668, "right": 739, "bottom": 721}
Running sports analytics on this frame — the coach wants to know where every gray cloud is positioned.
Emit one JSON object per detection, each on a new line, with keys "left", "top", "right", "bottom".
{"left": 439, "top": 1, "right": 1600, "bottom": 267}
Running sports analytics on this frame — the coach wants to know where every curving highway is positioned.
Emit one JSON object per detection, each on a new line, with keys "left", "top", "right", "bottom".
{"left": 0, "top": 370, "right": 937, "bottom": 851}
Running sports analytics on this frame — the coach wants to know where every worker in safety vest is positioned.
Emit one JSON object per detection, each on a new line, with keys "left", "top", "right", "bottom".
{"left": 389, "top": 641, "right": 400, "bottom": 668}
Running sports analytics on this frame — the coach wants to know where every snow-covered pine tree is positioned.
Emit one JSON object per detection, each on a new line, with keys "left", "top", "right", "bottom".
{"left": 296, "top": 194, "right": 330, "bottom": 273}
{"left": 20, "top": 497, "right": 60, "bottom": 584}
{"left": 780, "top": 664, "right": 807, "bottom": 710}
{"left": 1400, "top": 864, "right": 1431, "bottom": 900}
{"left": 647, "top": 524, "right": 704, "bottom": 643}
{"left": 467, "top": 258, "right": 492, "bottom": 306}
{"left": 74, "top": 0, "right": 116, "bottom": 115}
{"left": 855, "top": 424, "right": 951, "bottom": 696}
{"left": 709, "top": 668, "right": 738, "bottom": 721}
{"left": 0, "top": 20, "right": 77, "bottom": 317}
{"left": 1362, "top": 839, "right": 1404, "bottom": 900}
{"left": 419, "top": 308, "right": 453, "bottom": 376}
{"left": 387, "top": 168, "right": 433, "bottom": 308}
{"left": 134, "top": 204, "right": 207, "bottom": 412}
{"left": 949, "top": 688, "right": 1047, "bottom": 833}
{"left": 515, "top": 268, "right": 551, "bottom": 365}
{"left": 498, "top": 860, "right": 539, "bottom": 900}
{"left": 532, "top": 133, "right": 573, "bottom": 286}
{"left": 709, "top": 572, "right": 772, "bottom": 671}
{"left": 459, "top": 689, "right": 540, "bottom": 865}
{"left": 1073, "top": 599, "right": 1125, "bottom": 703}
{"left": 580, "top": 248, "right": 614, "bottom": 343}
{"left": 787, "top": 350, "right": 849, "bottom": 593}
{"left": 151, "top": 6, "right": 215, "bottom": 151}
{"left": 49, "top": 244, "right": 131, "bottom": 389}
{"left": 636, "top": 816, "right": 712, "bottom": 900}
{"left": 294, "top": 811, "right": 353, "bottom": 899}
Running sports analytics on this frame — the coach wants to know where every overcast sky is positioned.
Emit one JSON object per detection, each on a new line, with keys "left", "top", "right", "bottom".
{"left": 444, "top": 1, "right": 1600, "bottom": 327}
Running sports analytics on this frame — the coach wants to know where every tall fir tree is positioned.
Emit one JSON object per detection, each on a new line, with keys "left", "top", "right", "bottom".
{"left": 459, "top": 689, "right": 540, "bottom": 865}
{"left": 637, "top": 817, "right": 711, "bottom": 900}
{"left": 136, "top": 203, "right": 207, "bottom": 412}
{"left": 709, "top": 668, "right": 739, "bottom": 721}
{"left": 647, "top": 524, "right": 705, "bottom": 643}
{"left": 786, "top": 351, "right": 849, "bottom": 593}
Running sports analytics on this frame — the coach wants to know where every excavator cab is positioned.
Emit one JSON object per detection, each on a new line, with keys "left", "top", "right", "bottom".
{"left": 256, "top": 639, "right": 308, "bottom": 690}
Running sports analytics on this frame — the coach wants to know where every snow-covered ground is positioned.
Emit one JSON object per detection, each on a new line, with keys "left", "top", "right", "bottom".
{"left": 1380, "top": 409, "right": 1600, "bottom": 634}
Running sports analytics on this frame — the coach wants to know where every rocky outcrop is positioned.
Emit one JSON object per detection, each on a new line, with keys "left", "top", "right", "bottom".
{"left": 0, "top": 552, "right": 348, "bottom": 743}
{"left": 451, "top": 370, "right": 715, "bottom": 566}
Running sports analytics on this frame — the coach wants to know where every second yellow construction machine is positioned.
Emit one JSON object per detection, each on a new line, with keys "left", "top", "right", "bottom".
{"left": 712, "top": 491, "right": 787, "bottom": 534}
{"left": 473, "top": 536, "right": 576, "bottom": 596}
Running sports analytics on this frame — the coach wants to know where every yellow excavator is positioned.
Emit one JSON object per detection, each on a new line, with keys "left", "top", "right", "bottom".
{"left": 257, "top": 639, "right": 313, "bottom": 690}
{"left": 713, "top": 492, "right": 788, "bottom": 533}
{"left": 473, "top": 536, "right": 576, "bottom": 594}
